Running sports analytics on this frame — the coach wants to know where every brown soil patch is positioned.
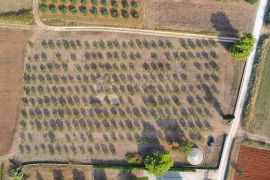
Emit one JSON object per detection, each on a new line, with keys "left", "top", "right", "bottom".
{"left": 0, "top": 29, "right": 30, "bottom": 155}
{"left": 234, "top": 145, "right": 270, "bottom": 180}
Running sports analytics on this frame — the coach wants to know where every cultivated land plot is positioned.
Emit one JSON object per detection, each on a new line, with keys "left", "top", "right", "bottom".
{"left": 247, "top": 39, "right": 270, "bottom": 138}
{"left": 234, "top": 145, "right": 270, "bottom": 180}
{"left": 24, "top": 164, "right": 138, "bottom": 180}
{"left": 17, "top": 31, "right": 243, "bottom": 166}
{"left": 40, "top": 0, "right": 257, "bottom": 35}
{"left": 0, "top": 0, "right": 32, "bottom": 14}
{"left": 0, "top": 29, "right": 30, "bottom": 155}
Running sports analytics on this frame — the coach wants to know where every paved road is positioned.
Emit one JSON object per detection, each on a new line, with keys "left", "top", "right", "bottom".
{"left": 217, "top": 0, "right": 268, "bottom": 180}
{"left": 32, "top": 0, "right": 236, "bottom": 42}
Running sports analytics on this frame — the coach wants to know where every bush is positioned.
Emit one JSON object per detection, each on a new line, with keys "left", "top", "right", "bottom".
{"left": 39, "top": 4, "right": 48, "bottom": 13}
{"left": 51, "top": 0, "right": 57, "bottom": 3}
{"left": 71, "top": 0, "right": 78, "bottom": 5}
{"left": 59, "top": 5, "right": 68, "bottom": 15}
{"left": 81, "top": 0, "right": 88, "bottom": 5}
{"left": 245, "top": 0, "right": 257, "bottom": 4}
{"left": 61, "top": 0, "right": 67, "bottom": 3}
{"left": 91, "top": 6, "right": 98, "bottom": 16}
{"left": 131, "top": 1, "right": 139, "bottom": 8}
{"left": 230, "top": 33, "right": 255, "bottom": 61}
{"left": 0, "top": 10, "right": 34, "bottom": 24}
{"left": 122, "top": 1, "right": 129, "bottom": 9}
{"left": 177, "top": 139, "right": 193, "bottom": 156}
{"left": 10, "top": 166, "right": 26, "bottom": 180}
{"left": 101, "top": 8, "right": 109, "bottom": 17}
{"left": 112, "top": 1, "right": 119, "bottom": 9}
{"left": 70, "top": 7, "right": 78, "bottom": 15}
{"left": 101, "top": 0, "right": 107, "bottom": 6}
{"left": 121, "top": 10, "right": 129, "bottom": 19}
{"left": 110, "top": 9, "right": 119, "bottom": 18}
{"left": 132, "top": 10, "right": 140, "bottom": 19}
{"left": 223, "top": 114, "right": 235, "bottom": 122}
{"left": 49, "top": 5, "right": 57, "bottom": 13}
{"left": 125, "top": 153, "right": 143, "bottom": 164}
{"left": 91, "top": 0, "right": 98, "bottom": 6}
{"left": 144, "top": 151, "right": 174, "bottom": 176}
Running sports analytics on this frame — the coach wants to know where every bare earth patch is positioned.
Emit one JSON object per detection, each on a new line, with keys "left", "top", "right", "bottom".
{"left": 0, "top": 29, "right": 31, "bottom": 155}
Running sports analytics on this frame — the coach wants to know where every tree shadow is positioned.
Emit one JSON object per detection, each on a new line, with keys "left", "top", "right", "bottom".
{"left": 72, "top": 169, "right": 86, "bottom": 180}
{"left": 52, "top": 169, "right": 64, "bottom": 180}
{"left": 137, "top": 121, "right": 164, "bottom": 157}
{"left": 202, "top": 83, "right": 224, "bottom": 117}
{"left": 117, "top": 170, "right": 137, "bottom": 180}
{"left": 93, "top": 169, "right": 107, "bottom": 180}
{"left": 210, "top": 11, "right": 239, "bottom": 37}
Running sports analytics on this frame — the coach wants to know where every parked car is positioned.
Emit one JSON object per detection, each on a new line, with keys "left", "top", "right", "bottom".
{"left": 207, "top": 136, "right": 215, "bottom": 147}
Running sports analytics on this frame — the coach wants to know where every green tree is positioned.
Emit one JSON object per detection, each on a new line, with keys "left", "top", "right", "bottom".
{"left": 125, "top": 153, "right": 142, "bottom": 164}
{"left": 144, "top": 151, "right": 174, "bottom": 176}
{"left": 230, "top": 33, "right": 255, "bottom": 61}
{"left": 10, "top": 166, "right": 26, "bottom": 180}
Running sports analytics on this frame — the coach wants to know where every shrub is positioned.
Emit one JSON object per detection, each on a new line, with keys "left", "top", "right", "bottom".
{"left": 125, "top": 153, "right": 143, "bottom": 164}
{"left": 101, "top": 8, "right": 109, "bottom": 17}
{"left": 49, "top": 5, "right": 57, "bottom": 13}
{"left": 70, "top": 7, "right": 78, "bottom": 15}
{"left": 177, "top": 139, "right": 193, "bottom": 156}
{"left": 91, "top": 0, "right": 98, "bottom": 6}
{"left": 71, "top": 0, "right": 78, "bottom": 5}
{"left": 59, "top": 5, "right": 68, "bottom": 15}
{"left": 81, "top": 0, "right": 88, "bottom": 5}
{"left": 51, "top": 0, "right": 57, "bottom": 3}
{"left": 61, "top": 0, "right": 67, "bottom": 3}
{"left": 40, "top": 0, "right": 47, "bottom": 3}
{"left": 110, "top": 9, "right": 119, "bottom": 18}
{"left": 101, "top": 0, "right": 107, "bottom": 6}
{"left": 39, "top": 4, "right": 48, "bottom": 13}
{"left": 122, "top": 0, "right": 129, "bottom": 9}
{"left": 10, "top": 166, "right": 26, "bottom": 180}
{"left": 131, "top": 0, "right": 139, "bottom": 8}
{"left": 121, "top": 10, "right": 129, "bottom": 19}
{"left": 112, "top": 1, "right": 119, "bottom": 9}
{"left": 91, "top": 6, "right": 98, "bottom": 16}
{"left": 132, "top": 10, "right": 140, "bottom": 19}
{"left": 230, "top": 33, "right": 255, "bottom": 61}
{"left": 79, "top": 6, "right": 88, "bottom": 16}
{"left": 223, "top": 114, "right": 235, "bottom": 122}
{"left": 144, "top": 151, "right": 174, "bottom": 176}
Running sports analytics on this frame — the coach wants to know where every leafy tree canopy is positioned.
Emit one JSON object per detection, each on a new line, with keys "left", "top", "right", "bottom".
{"left": 144, "top": 151, "right": 174, "bottom": 176}
{"left": 230, "top": 33, "right": 255, "bottom": 61}
{"left": 10, "top": 166, "right": 26, "bottom": 180}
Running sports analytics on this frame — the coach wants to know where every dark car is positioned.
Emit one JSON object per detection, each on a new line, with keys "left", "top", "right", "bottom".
{"left": 207, "top": 136, "right": 215, "bottom": 147}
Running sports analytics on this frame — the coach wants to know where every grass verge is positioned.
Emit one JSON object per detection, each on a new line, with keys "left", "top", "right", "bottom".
{"left": 0, "top": 9, "right": 34, "bottom": 25}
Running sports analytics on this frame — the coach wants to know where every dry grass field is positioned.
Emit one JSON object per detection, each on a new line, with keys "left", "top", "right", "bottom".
{"left": 23, "top": 164, "right": 141, "bottom": 180}
{"left": 0, "top": 0, "right": 32, "bottom": 14}
{"left": 246, "top": 39, "right": 270, "bottom": 138}
{"left": 40, "top": 0, "right": 258, "bottom": 35}
{"left": 0, "top": 29, "right": 31, "bottom": 155}
{"left": 14, "top": 31, "right": 244, "bottom": 167}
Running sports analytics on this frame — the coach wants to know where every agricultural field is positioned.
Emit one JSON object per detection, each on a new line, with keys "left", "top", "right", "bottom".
{"left": 234, "top": 145, "right": 270, "bottom": 180}
{"left": 0, "top": 0, "right": 32, "bottom": 14}
{"left": 39, "top": 0, "right": 143, "bottom": 28}
{"left": 15, "top": 30, "right": 244, "bottom": 167}
{"left": 22, "top": 164, "right": 142, "bottom": 180}
{"left": 246, "top": 38, "right": 270, "bottom": 138}
{"left": 39, "top": 0, "right": 258, "bottom": 35}
{"left": 0, "top": 29, "right": 31, "bottom": 155}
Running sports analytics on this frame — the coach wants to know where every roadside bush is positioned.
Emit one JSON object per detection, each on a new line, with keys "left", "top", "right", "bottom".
{"left": 230, "top": 33, "right": 255, "bottom": 61}
{"left": 223, "top": 114, "right": 235, "bottom": 122}
{"left": 144, "top": 151, "right": 174, "bottom": 176}
{"left": 245, "top": 0, "right": 257, "bottom": 4}
{"left": 126, "top": 153, "right": 143, "bottom": 164}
